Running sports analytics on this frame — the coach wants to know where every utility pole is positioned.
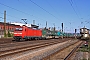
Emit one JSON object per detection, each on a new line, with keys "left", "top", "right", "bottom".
{"left": 53, "top": 23, "right": 55, "bottom": 38}
{"left": 61, "top": 23, "right": 63, "bottom": 39}
{"left": 33, "top": 20, "right": 35, "bottom": 25}
{"left": 62, "top": 23, "right": 63, "bottom": 32}
{"left": 75, "top": 29, "right": 77, "bottom": 39}
{"left": 46, "top": 21, "right": 47, "bottom": 28}
{"left": 4, "top": 11, "right": 6, "bottom": 37}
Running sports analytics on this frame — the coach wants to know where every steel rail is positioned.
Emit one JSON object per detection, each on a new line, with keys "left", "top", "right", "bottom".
{"left": 42, "top": 40, "right": 80, "bottom": 60}
{"left": 64, "top": 41, "right": 83, "bottom": 60}
{"left": 0, "top": 40, "right": 66, "bottom": 57}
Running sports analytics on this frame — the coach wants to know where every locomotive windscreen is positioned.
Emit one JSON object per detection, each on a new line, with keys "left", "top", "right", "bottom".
{"left": 15, "top": 28, "right": 23, "bottom": 31}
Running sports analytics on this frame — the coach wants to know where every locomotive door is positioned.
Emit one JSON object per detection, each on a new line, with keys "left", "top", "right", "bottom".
{"left": 22, "top": 26, "right": 27, "bottom": 38}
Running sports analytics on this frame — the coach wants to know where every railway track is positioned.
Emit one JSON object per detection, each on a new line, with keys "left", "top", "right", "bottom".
{"left": 0, "top": 38, "right": 80, "bottom": 60}
{"left": 0, "top": 39, "right": 65, "bottom": 50}
{"left": 0, "top": 38, "right": 14, "bottom": 44}
{"left": 0, "top": 39, "right": 67, "bottom": 59}
{"left": 0, "top": 38, "right": 73, "bottom": 44}
{"left": 64, "top": 41, "right": 84, "bottom": 60}
{"left": 43, "top": 40, "right": 83, "bottom": 60}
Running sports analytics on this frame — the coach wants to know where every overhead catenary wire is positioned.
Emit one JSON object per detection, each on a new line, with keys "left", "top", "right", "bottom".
{"left": 0, "top": 2, "right": 49, "bottom": 28}
{"left": 45, "top": 0, "right": 62, "bottom": 29}
{"left": 72, "top": 0, "right": 90, "bottom": 26}
{"left": 0, "top": 1, "right": 60, "bottom": 21}
{"left": 68, "top": 0, "right": 89, "bottom": 27}
{"left": 68, "top": 0, "right": 80, "bottom": 19}
{"left": 0, "top": 12, "right": 21, "bottom": 22}
{"left": 0, "top": 2, "right": 49, "bottom": 25}
{"left": 0, "top": 2, "right": 34, "bottom": 16}
{"left": 0, "top": 2, "right": 32, "bottom": 22}
{"left": 0, "top": 2, "right": 45, "bottom": 21}
{"left": 0, "top": 12, "right": 19, "bottom": 20}
{"left": 71, "top": 0, "right": 82, "bottom": 18}
{"left": 17, "top": 0, "right": 45, "bottom": 21}
{"left": 46, "top": 0, "right": 61, "bottom": 19}
{"left": 71, "top": 0, "right": 73, "bottom": 4}
{"left": 29, "top": 0, "right": 60, "bottom": 20}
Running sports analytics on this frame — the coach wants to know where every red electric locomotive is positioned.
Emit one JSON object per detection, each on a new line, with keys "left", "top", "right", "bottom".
{"left": 13, "top": 25, "right": 42, "bottom": 41}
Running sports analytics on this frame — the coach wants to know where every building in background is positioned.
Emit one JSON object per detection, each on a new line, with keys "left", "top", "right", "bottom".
{"left": 0, "top": 22, "right": 34, "bottom": 38}
{"left": 0, "top": 22, "right": 21, "bottom": 38}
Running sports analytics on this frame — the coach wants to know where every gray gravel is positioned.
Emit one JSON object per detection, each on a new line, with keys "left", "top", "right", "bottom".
{"left": 0, "top": 40, "right": 78, "bottom": 60}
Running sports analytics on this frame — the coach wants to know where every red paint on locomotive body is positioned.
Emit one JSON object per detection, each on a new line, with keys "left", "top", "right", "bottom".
{"left": 13, "top": 25, "right": 42, "bottom": 40}
{"left": 26, "top": 27, "right": 42, "bottom": 37}
{"left": 14, "top": 26, "right": 24, "bottom": 38}
{"left": 14, "top": 31, "right": 22, "bottom": 36}
{"left": 26, "top": 28, "right": 33, "bottom": 37}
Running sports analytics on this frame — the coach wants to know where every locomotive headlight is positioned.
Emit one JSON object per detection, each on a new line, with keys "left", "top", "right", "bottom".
{"left": 84, "top": 34, "right": 88, "bottom": 37}
{"left": 19, "top": 33, "right": 22, "bottom": 34}
{"left": 14, "top": 33, "right": 17, "bottom": 34}
{"left": 14, "top": 33, "right": 22, "bottom": 34}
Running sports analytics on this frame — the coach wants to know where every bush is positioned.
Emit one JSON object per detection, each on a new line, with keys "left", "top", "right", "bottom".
{"left": 8, "top": 31, "right": 11, "bottom": 37}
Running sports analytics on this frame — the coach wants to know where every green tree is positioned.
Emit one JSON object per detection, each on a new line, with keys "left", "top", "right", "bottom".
{"left": 8, "top": 31, "right": 11, "bottom": 37}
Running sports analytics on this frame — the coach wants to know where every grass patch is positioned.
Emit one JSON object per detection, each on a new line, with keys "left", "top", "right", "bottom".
{"left": 78, "top": 40, "right": 90, "bottom": 52}
{"left": 80, "top": 58, "right": 90, "bottom": 60}
{"left": 78, "top": 44, "right": 90, "bottom": 52}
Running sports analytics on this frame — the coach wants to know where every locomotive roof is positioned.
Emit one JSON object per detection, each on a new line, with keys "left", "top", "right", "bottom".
{"left": 31, "top": 24, "right": 39, "bottom": 28}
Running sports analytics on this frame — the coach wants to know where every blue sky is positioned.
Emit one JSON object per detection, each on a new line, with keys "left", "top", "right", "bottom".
{"left": 0, "top": 0, "right": 90, "bottom": 33}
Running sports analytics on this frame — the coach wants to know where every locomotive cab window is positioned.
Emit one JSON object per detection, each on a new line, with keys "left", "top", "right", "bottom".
{"left": 15, "top": 28, "right": 23, "bottom": 31}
